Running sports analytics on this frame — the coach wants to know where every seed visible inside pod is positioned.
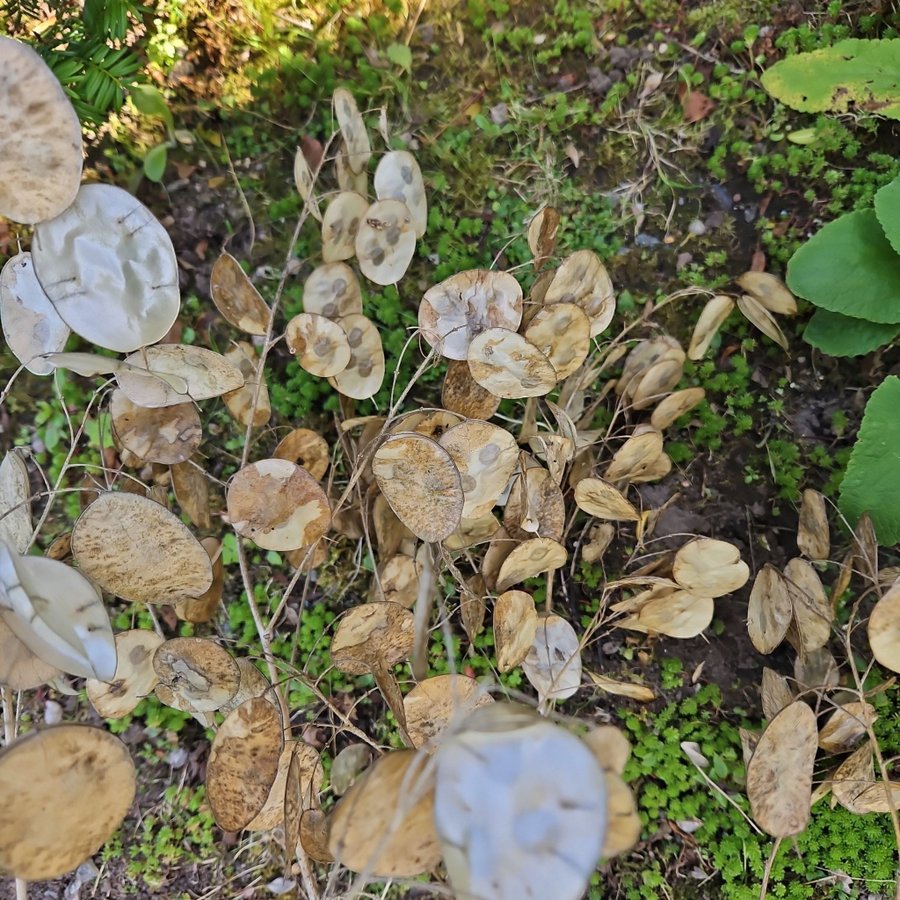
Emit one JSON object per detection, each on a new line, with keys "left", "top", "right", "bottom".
{"left": 285, "top": 312, "right": 352, "bottom": 377}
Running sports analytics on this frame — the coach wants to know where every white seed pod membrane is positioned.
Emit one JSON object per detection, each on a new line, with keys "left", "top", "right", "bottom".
{"left": 434, "top": 703, "right": 607, "bottom": 900}
{"left": 209, "top": 252, "right": 271, "bottom": 335}
{"left": 322, "top": 191, "right": 369, "bottom": 262}
{"left": 86, "top": 629, "right": 164, "bottom": 719}
{"left": 334, "top": 87, "right": 371, "bottom": 174}
{"left": 0, "top": 725, "right": 135, "bottom": 880}
{"left": 467, "top": 328, "right": 556, "bottom": 399}
{"left": 522, "top": 614, "right": 582, "bottom": 704}
{"left": 736, "top": 271, "right": 797, "bottom": 316}
{"left": 868, "top": 580, "right": 900, "bottom": 674}
{"left": 746, "top": 701, "right": 817, "bottom": 837}
{"left": 227, "top": 459, "right": 331, "bottom": 552}
{"left": 328, "top": 749, "right": 441, "bottom": 877}
{"left": 0, "top": 450, "right": 31, "bottom": 553}
{"left": 328, "top": 314, "right": 385, "bottom": 400}
{"left": 110, "top": 389, "right": 201, "bottom": 465}
{"left": 524, "top": 302, "right": 591, "bottom": 380}
{"left": 153, "top": 637, "right": 240, "bottom": 713}
{"left": 0, "top": 37, "right": 83, "bottom": 224}
{"left": 374, "top": 151, "right": 427, "bottom": 238}
{"left": 116, "top": 344, "right": 244, "bottom": 408}
{"left": 419, "top": 270, "right": 523, "bottom": 361}
{"left": 688, "top": 294, "right": 734, "bottom": 360}
{"left": 355, "top": 199, "right": 416, "bottom": 285}
{"left": 71, "top": 491, "right": 213, "bottom": 603}
{"left": 0, "top": 253, "right": 70, "bottom": 375}
{"left": 543, "top": 249, "right": 615, "bottom": 337}
{"left": 0, "top": 539, "right": 116, "bottom": 680}
{"left": 285, "top": 312, "right": 351, "bottom": 377}
{"left": 438, "top": 421, "right": 518, "bottom": 519}
{"left": 303, "top": 262, "right": 363, "bottom": 319}
{"left": 32, "top": 184, "right": 179, "bottom": 353}
{"left": 372, "top": 434, "right": 464, "bottom": 542}
{"left": 673, "top": 538, "right": 749, "bottom": 598}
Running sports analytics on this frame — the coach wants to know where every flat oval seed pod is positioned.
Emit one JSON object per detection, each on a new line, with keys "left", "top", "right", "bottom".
{"left": 524, "top": 302, "right": 591, "bottom": 381}
{"left": 245, "top": 743, "right": 297, "bottom": 831}
{"left": 0, "top": 450, "right": 32, "bottom": 553}
{"left": 331, "top": 602, "right": 415, "bottom": 675}
{"left": 0, "top": 725, "right": 135, "bottom": 880}
{"left": 438, "top": 421, "right": 518, "bottom": 520}
{"left": 170, "top": 460, "right": 212, "bottom": 530}
{"left": 328, "top": 314, "right": 385, "bottom": 400}
{"left": 496, "top": 537, "right": 567, "bottom": 592}
{"left": 868, "top": 580, "right": 900, "bottom": 674}
{"left": 331, "top": 744, "right": 375, "bottom": 797}
{"left": 333, "top": 87, "right": 371, "bottom": 174}
{"left": 71, "top": 492, "right": 213, "bottom": 603}
{"left": 527, "top": 206, "right": 560, "bottom": 269}
{"left": 153, "top": 637, "right": 240, "bottom": 713}
{"left": 219, "top": 657, "right": 275, "bottom": 718}
{"left": 604, "top": 430, "right": 665, "bottom": 483}
{"left": 273, "top": 428, "right": 329, "bottom": 481}
{"left": 673, "top": 538, "right": 749, "bottom": 598}
{"left": 737, "top": 294, "right": 788, "bottom": 349}
{"left": 618, "top": 588, "right": 714, "bottom": 639}
{"left": 630, "top": 358, "right": 685, "bottom": 411}
{"left": 650, "top": 386, "right": 706, "bottom": 430}
{"left": 372, "top": 434, "right": 464, "bottom": 543}
{"left": 355, "top": 199, "right": 416, "bottom": 285}
{"left": 207, "top": 697, "right": 284, "bottom": 832}
{"left": 0, "top": 617, "right": 60, "bottom": 690}
{"left": 784, "top": 557, "right": 832, "bottom": 653}
{"left": 442, "top": 359, "right": 500, "bottom": 419}
{"left": 222, "top": 341, "right": 271, "bottom": 428}
{"left": 688, "top": 294, "right": 734, "bottom": 360}
{"left": 493, "top": 590, "right": 539, "bottom": 673}
{"left": 544, "top": 249, "right": 616, "bottom": 337}
{"left": 0, "top": 253, "right": 70, "bottom": 374}
{"left": 374, "top": 150, "right": 427, "bottom": 238}
{"left": 322, "top": 191, "right": 369, "bottom": 262}
{"left": 389, "top": 408, "right": 463, "bottom": 439}
{"left": 797, "top": 489, "right": 830, "bottom": 561}
{"left": 285, "top": 312, "right": 352, "bottom": 377}
{"left": 335, "top": 140, "right": 367, "bottom": 195}
{"left": 818, "top": 701, "right": 876, "bottom": 754}
{"left": 522, "top": 613, "right": 582, "bottom": 704}
{"left": 444, "top": 512, "right": 501, "bottom": 551}
{"left": 210, "top": 252, "right": 271, "bottom": 335}
{"left": 32, "top": 184, "right": 179, "bottom": 353}
{"left": 433, "top": 704, "right": 607, "bottom": 900}
{"left": 747, "top": 701, "right": 817, "bottom": 837}
{"left": 0, "top": 37, "right": 83, "bottom": 224}
{"left": 329, "top": 750, "right": 441, "bottom": 877}
{"left": 371, "top": 553, "right": 419, "bottom": 607}
{"left": 736, "top": 271, "right": 797, "bottom": 315}
{"left": 617, "top": 337, "right": 684, "bottom": 400}
{"left": 574, "top": 477, "right": 639, "bottom": 522}
{"left": 503, "top": 464, "right": 566, "bottom": 541}
{"left": 227, "top": 459, "right": 331, "bottom": 552}
{"left": 403, "top": 675, "right": 493, "bottom": 749}
{"left": 302, "top": 262, "right": 363, "bottom": 319}
{"left": 110, "top": 390, "right": 201, "bottom": 465}
{"left": 760, "top": 667, "right": 793, "bottom": 721}
{"left": 419, "top": 270, "right": 523, "bottom": 361}
{"left": 86, "top": 629, "right": 164, "bottom": 719}
{"left": 117, "top": 344, "right": 244, "bottom": 408}
{"left": 173, "top": 537, "right": 225, "bottom": 623}
{"left": 468, "top": 328, "right": 556, "bottom": 399}
{"left": 293, "top": 145, "right": 322, "bottom": 222}
{"left": 747, "top": 565, "right": 792, "bottom": 655}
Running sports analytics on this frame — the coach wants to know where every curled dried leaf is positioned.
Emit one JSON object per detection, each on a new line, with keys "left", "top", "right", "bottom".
{"left": 293, "top": 144, "right": 322, "bottom": 222}
{"left": 604, "top": 430, "right": 664, "bottom": 484}
{"left": 819, "top": 701, "right": 876, "bottom": 754}
{"left": 504, "top": 464, "right": 566, "bottom": 540}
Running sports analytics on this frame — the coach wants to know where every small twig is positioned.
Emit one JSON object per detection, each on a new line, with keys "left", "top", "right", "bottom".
{"left": 219, "top": 131, "right": 256, "bottom": 255}
{"left": 760, "top": 837, "right": 781, "bottom": 900}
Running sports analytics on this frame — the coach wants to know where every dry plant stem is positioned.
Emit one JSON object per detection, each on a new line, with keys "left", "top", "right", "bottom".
{"left": 759, "top": 836, "right": 782, "bottom": 900}
{"left": 411, "top": 543, "right": 435, "bottom": 681}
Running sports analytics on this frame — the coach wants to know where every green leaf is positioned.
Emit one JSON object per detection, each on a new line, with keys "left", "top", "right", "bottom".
{"left": 787, "top": 209, "right": 900, "bottom": 325}
{"left": 130, "top": 84, "right": 174, "bottom": 133}
{"left": 875, "top": 173, "right": 900, "bottom": 257}
{"left": 840, "top": 376, "right": 900, "bottom": 545}
{"left": 143, "top": 143, "right": 168, "bottom": 183}
{"left": 386, "top": 42, "right": 412, "bottom": 71}
{"left": 760, "top": 39, "right": 900, "bottom": 120}
{"left": 803, "top": 309, "right": 900, "bottom": 357}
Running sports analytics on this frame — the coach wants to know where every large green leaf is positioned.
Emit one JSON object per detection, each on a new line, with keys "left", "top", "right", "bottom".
{"left": 803, "top": 309, "right": 900, "bottom": 357}
{"left": 787, "top": 209, "right": 900, "bottom": 325}
{"left": 875, "top": 173, "right": 900, "bottom": 257}
{"left": 840, "top": 376, "right": 900, "bottom": 546}
{"left": 761, "top": 39, "right": 900, "bottom": 120}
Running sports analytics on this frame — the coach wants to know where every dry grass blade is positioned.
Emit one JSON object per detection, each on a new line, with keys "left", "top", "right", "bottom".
{"left": 210, "top": 251, "right": 271, "bottom": 335}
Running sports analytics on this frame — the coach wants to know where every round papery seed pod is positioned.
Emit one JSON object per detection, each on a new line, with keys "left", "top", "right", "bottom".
{"left": 209, "top": 252, "right": 271, "bottom": 336}
{"left": 419, "top": 270, "right": 523, "bottom": 361}
{"left": 0, "top": 37, "right": 83, "bottom": 225}
{"left": 110, "top": 390, "right": 202, "bottom": 465}
{"left": 441, "top": 359, "right": 500, "bottom": 420}
{"left": 322, "top": 191, "right": 369, "bottom": 263}
{"left": 285, "top": 312, "right": 352, "bottom": 377}
{"left": 467, "top": 328, "right": 556, "bottom": 400}
{"left": 333, "top": 87, "right": 371, "bottom": 175}
{"left": 302, "top": 262, "right": 364, "bottom": 319}
{"left": 355, "top": 199, "right": 416, "bottom": 286}
{"left": 544, "top": 249, "right": 616, "bottom": 337}
{"left": 32, "top": 184, "right": 180, "bottom": 353}
{"left": 374, "top": 151, "right": 427, "bottom": 238}
{"left": 523, "top": 302, "right": 591, "bottom": 381}
{"left": 328, "top": 314, "right": 385, "bottom": 400}
{"left": 153, "top": 637, "right": 240, "bottom": 713}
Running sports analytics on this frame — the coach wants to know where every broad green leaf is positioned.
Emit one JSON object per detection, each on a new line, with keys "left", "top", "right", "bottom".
{"left": 130, "top": 83, "right": 175, "bottom": 132}
{"left": 787, "top": 209, "right": 900, "bottom": 325}
{"left": 386, "top": 43, "right": 412, "bottom": 71}
{"left": 875, "top": 173, "right": 900, "bottom": 256}
{"left": 803, "top": 309, "right": 900, "bottom": 357}
{"left": 760, "top": 39, "right": 900, "bottom": 120}
{"left": 143, "top": 143, "right": 168, "bottom": 183}
{"left": 840, "top": 376, "right": 900, "bottom": 546}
